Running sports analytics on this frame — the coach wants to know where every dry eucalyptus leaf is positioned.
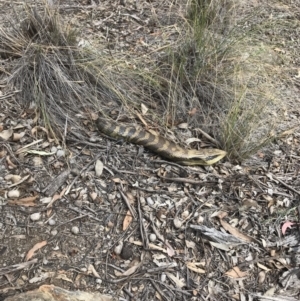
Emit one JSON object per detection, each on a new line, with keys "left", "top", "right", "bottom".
{"left": 211, "top": 211, "right": 228, "bottom": 219}
{"left": 166, "top": 243, "right": 175, "bottom": 257}
{"left": 123, "top": 210, "right": 133, "bottom": 230}
{"left": 25, "top": 240, "right": 47, "bottom": 261}
{"left": 225, "top": 266, "right": 248, "bottom": 279}
{"left": 5, "top": 174, "right": 22, "bottom": 183}
{"left": 15, "top": 139, "right": 44, "bottom": 155}
{"left": 8, "top": 195, "right": 39, "bottom": 207}
{"left": 219, "top": 219, "right": 254, "bottom": 243}
{"left": 0, "top": 128, "right": 13, "bottom": 140}
{"left": 115, "top": 262, "right": 141, "bottom": 277}
{"left": 185, "top": 137, "right": 202, "bottom": 145}
{"left": 29, "top": 272, "right": 52, "bottom": 284}
{"left": 31, "top": 126, "right": 55, "bottom": 142}
{"left": 12, "top": 132, "right": 25, "bottom": 141}
{"left": 132, "top": 241, "right": 167, "bottom": 253}
{"left": 87, "top": 264, "right": 100, "bottom": 278}
{"left": 4, "top": 285, "right": 114, "bottom": 301}
{"left": 112, "top": 178, "right": 127, "bottom": 184}
{"left": 165, "top": 272, "right": 186, "bottom": 288}
{"left": 55, "top": 274, "right": 73, "bottom": 283}
{"left": 186, "top": 262, "right": 205, "bottom": 274}
{"left": 26, "top": 150, "right": 56, "bottom": 156}
{"left": 257, "top": 263, "right": 271, "bottom": 272}
{"left": 6, "top": 156, "right": 17, "bottom": 169}
{"left": 209, "top": 241, "right": 230, "bottom": 251}
{"left": 13, "top": 123, "right": 26, "bottom": 130}
{"left": 177, "top": 122, "right": 188, "bottom": 129}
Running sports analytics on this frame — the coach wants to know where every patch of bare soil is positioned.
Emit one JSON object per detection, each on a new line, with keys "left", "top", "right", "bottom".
{"left": 0, "top": 0, "right": 299, "bottom": 300}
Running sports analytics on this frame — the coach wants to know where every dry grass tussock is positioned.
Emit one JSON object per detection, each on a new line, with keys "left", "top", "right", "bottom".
{"left": 0, "top": 4, "right": 128, "bottom": 140}
{"left": 0, "top": 0, "right": 284, "bottom": 161}
{"left": 152, "top": 0, "right": 284, "bottom": 160}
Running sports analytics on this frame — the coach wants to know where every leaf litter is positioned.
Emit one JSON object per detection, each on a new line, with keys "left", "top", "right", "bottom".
{"left": 0, "top": 0, "right": 299, "bottom": 301}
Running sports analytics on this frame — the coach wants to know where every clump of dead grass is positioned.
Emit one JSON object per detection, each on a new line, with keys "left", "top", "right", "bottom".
{"left": 0, "top": 3, "right": 124, "bottom": 140}
{"left": 152, "top": 0, "right": 283, "bottom": 161}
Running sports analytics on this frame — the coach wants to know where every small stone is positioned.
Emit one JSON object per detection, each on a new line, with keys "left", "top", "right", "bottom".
{"left": 146, "top": 197, "right": 154, "bottom": 206}
{"left": 181, "top": 210, "right": 189, "bottom": 219}
{"left": 95, "top": 278, "right": 102, "bottom": 284}
{"left": 48, "top": 219, "right": 56, "bottom": 226}
{"left": 51, "top": 229, "right": 58, "bottom": 236}
{"left": 30, "top": 212, "right": 41, "bottom": 221}
{"left": 56, "top": 149, "right": 65, "bottom": 157}
{"left": 107, "top": 221, "right": 114, "bottom": 228}
{"left": 7, "top": 190, "right": 20, "bottom": 199}
{"left": 50, "top": 146, "right": 57, "bottom": 153}
{"left": 74, "top": 200, "right": 83, "bottom": 207}
{"left": 95, "top": 159, "right": 104, "bottom": 177}
{"left": 149, "top": 233, "right": 156, "bottom": 242}
{"left": 161, "top": 273, "right": 166, "bottom": 282}
{"left": 197, "top": 215, "right": 204, "bottom": 224}
{"left": 89, "top": 191, "right": 97, "bottom": 201}
{"left": 173, "top": 217, "right": 183, "bottom": 229}
{"left": 114, "top": 243, "right": 123, "bottom": 255}
{"left": 43, "top": 258, "right": 49, "bottom": 265}
{"left": 71, "top": 226, "right": 79, "bottom": 234}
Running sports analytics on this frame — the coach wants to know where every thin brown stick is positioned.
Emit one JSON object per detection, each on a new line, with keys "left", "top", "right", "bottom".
{"left": 196, "top": 127, "right": 219, "bottom": 146}
{"left": 118, "top": 187, "right": 137, "bottom": 219}
{"left": 0, "top": 259, "right": 38, "bottom": 276}
{"left": 271, "top": 174, "right": 300, "bottom": 196}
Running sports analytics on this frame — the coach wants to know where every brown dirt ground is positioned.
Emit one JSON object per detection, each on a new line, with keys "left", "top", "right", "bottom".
{"left": 0, "top": 0, "right": 299, "bottom": 300}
